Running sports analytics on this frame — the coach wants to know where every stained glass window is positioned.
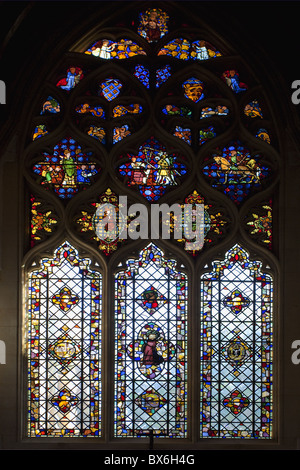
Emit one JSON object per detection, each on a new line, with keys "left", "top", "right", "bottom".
{"left": 27, "top": 242, "right": 102, "bottom": 437}
{"left": 115, "top": 244, "right": 187, "bottom": 437}
{"left": 24, "top": 2, "right": 278, "bottom": 444}
{"left": 200, "top": 245, "right": 273, "bottom": 438}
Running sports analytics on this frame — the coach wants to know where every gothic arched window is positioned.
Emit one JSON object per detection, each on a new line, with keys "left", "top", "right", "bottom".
{"left": 24, "top": 4, "right": 278, "bottom": 444}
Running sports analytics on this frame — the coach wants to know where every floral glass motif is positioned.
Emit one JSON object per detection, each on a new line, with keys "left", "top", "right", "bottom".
{"left": 223, "top": 391, "right": 250, "bottom": 415}
{"left": 85, "top": 39, "right": 146, "bottom": 59}
{"left": 115, "top": 243, "right": 187, "bottom": 438}
{"left": 76, "top": 188, "right": 127, "bottom": 256}
{"left": 172, "top": 190, "right": 228, "bottom": 256}
{"left": 32, "top": 137, "right": 100, "bottom": 199}
{"left": 56, "top": 67, "right": 84, "bottom": 91}
{"left": 27, "top": 241, "right": 102, "bottom": 437}
{"left": 52, "top": 286, "right": 80, "bottom": 311}
{"left": 51, "top": 389, "right": 78, "bottom": 414}
{"left": 118, "top": 137, "right": 187, "bottom": 201}
{"left": 138, "top": 8, "right": 169, "bottom": 42}
{"left": 158, "top": 39, "right": 221, "bottom": 60}
{"left": 245, "top": 202, "right": 272, "bottom": 249}
{"left": 223, "top": 289, "right": 250, "bottom": 314}
{"left": 202, "top": 141, "right": 270, "bottom": 204}
{"left": 200, "top": 244, "right": 273, "bottom": 438}
{"left": 30, "top": 195, "right": 58, "bottom": 247}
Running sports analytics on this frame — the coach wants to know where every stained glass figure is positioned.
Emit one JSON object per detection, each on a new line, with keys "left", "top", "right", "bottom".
{"left": 118, "top": 137, "right": 187, "bottom": 201}
{"left": 256, "top": 128, "right": 271, "bottom": 144}
{"left": 32, "top": 137, "right": 100, "bottom": 199}
{"left": 134, "top": 65, "right": 150, "bottom": 88}
{"left": 113, "top": 125, "right": 131, "bottom": 143}
{"left": 171, "top": 190, "right": 228, "bottom": 256}
{"left": 138, "top": 8, "right": 169, "bottom": 42}
{"left": 99, "top": 78, "right": 122, "bottom": 101}
{"left": 27, "top": 241, "right": 102, "bottom": 437}
{"left": 56, "top": 67, "right": 84, "bottom": 91}
{"left": 112, "top": 104, "right": 143, "bottom": 118}
{"left": 200, "top": 105, "right": 229, "bottom": 119}
{"left": 33, "top": 125, "right": 48, "bottom": 140}
{"left": 222, "top": 70, "right": 248, "bottom": 93}
{"left": 85, "top": 39, "right": 146, "bottom": 59}
{"left": 202, "top": 141, "right": 270, "bottom": 204}
{"left": 87, "top": 125, "right": 106, "bottom": 143}
{"left": 190, "top": 40, "right": 222, "bottom": 60}
{"left": 40, "top": 96, "right": 60, "bottom": 114}
{"left": 30, "top": 195, "right": 58, "bottom": 246}
{"left": 76, "top": 188, "right": 127, "bottom": 255}
{"left": 245, "top": 203, "right": 272, "bottom": 248}
{"left": 156, "top": 65, "right": 171, "bottom": 87}
{"left": 158, "top": 39, "right": 221, "bottom": 60}
{"left": 115, "top": 243, "right": 187, "bottom": 438}
{"left": 75, "top": 103, "right": 105, "bottom": 117}
{"left": 244, "top": 100, "right": 263, "bottom": 118}
{"left": 200, "top": 244, "right": 273, "bottom": 438}
{"left": 182, "top": 78, "right": 204, "bottom": 102}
